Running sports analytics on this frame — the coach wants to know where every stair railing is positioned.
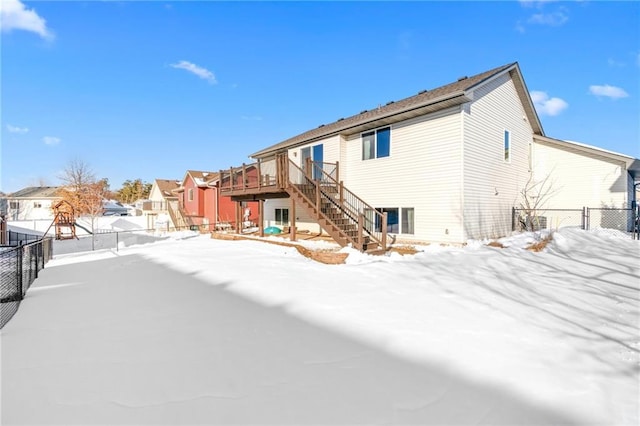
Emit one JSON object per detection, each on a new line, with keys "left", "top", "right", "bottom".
{"left": 288, "top": 158, "right": 386, "bottom": 251}
{"left": 309, "top": 161, "right": 387, "bottom": 250}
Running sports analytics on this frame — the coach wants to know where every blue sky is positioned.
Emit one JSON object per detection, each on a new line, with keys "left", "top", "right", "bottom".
{"left": 1, "top": 0, "right": 639, "bottom": 193}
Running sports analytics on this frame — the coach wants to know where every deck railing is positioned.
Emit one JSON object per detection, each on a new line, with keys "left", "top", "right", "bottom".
{"left": 218, "top": 153, "right": 386, "bottom": 251}
{"left": 219, "top": 157, "right": 280, "bottom": 193}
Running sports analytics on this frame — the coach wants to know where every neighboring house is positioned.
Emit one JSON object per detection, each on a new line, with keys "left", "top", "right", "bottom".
{"left": 173, "top": 170, "right": 259, "bottom": 230}
{"left": 141, "top": 179, "right": 181, "bottom": 229}
{"left": 219, "top": 62, "right": 639, "bottom": 249}
{"left": 4, "top": 187, "right": 61, "bottom": 221}
{"left": 173, "top": 170, "right": 217, "bottom": 228}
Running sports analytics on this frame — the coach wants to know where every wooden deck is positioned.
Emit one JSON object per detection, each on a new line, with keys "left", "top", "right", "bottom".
{"left": 219, "top": 154, "right": 387, "bottom": 252}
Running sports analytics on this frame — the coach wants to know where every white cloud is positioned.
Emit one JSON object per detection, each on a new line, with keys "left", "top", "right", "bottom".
{"left": 6, "top": 124, "right": 29, "bottom": 134}
{"left": 0, "top": 0, "right": 54, "bottom": 40}
{"left": 530, "top": 91, "right": 569, "bottom": 116}
{"left": 589, "top": 85, "right": 629, "bottom": 99}
{"left": 528, "top": 9, "right": 568, "bottom": 26}
{"left": 519, "top": 0, "right": 558, "bottom": 8}
{"left": 607, "top": 58, "right": 625, "bottom": 68}
{"left": 170, "top": 60, "right": 217, "bottom": 84}
{"left": 42, "top": 136, "right": 61, "bottom": 146}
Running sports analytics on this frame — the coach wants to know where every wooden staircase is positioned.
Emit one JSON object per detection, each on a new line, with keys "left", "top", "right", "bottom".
{"left": 167, "top": 200, "right": 189, "bottom": 230}
{"left": 283, "top": 156, "right": 387, "bottom": 253}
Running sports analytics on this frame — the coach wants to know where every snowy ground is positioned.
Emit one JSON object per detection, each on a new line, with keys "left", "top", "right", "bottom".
{"left": 1, "top": 228, "right": 638, "bottom": 425}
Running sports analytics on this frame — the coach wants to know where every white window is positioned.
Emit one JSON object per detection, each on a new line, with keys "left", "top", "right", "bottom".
{"left": 401, "top": 208, "right": 415, "bottom": 235}
{"left": 373, "top": 207, "right": 414, "bottom": 234}
{"left": 188, "top": 188, "right": 194, "bottom": 202}
{"left": 504, "top": 130, "right": 511, "bottom": 163}
{"left": 275, "top": 208, "right": 289, "bottom": 226}
{"left": 362, "top": 127, "right": 391, "bottom": 160}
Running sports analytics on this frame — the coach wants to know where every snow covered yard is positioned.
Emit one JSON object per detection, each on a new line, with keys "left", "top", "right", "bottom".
{"left": 1, "top": 228, "right": 638, "bottom": 425}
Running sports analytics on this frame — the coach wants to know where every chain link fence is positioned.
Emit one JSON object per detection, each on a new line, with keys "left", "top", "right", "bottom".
{"left": 1, "top": 237, "right": 53, "bottom": 328}
{"left": 512, "top": 206, "right": 639, "bottom": 239}
{"left": 52, "top": 229, "right": 175, "bottom": 255}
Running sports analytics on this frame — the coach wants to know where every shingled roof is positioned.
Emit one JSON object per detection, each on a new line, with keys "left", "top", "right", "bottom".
{"left": 251, "top": 62, "right": 542, "bottom": 158}
{"left": 154, "top": 179, "right": 181, "bottom": 199}
{"left": 8, "top": 186, "right": 61, "bottom": 199}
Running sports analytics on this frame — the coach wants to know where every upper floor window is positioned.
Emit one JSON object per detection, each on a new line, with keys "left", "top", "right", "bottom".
{"left": 34, "top": 202, "right": 42, "bottom": 208}
{"left": 362, "top": 127, "right": 391, "bottom": 160}
{"left": 188, "top": 188, "right": 194, "bottom": 202}
{"left": 504, "top": 130, "right": 511, "bottom": 163}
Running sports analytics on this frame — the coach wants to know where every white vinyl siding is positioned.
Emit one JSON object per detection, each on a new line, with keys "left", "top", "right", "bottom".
{"left": 288, "top": 134, "right": 341, "bottom": 169}
{"left": 463, "top": 72, "right": 533, "bottom": 239}
{"left": 263, "top": 198, "right": 322, "bottom": 233}
{"left": 7, "top": 198, "right": 56, "bottom": 220}
{"left": 343, "top": 107, "right": 463, "bottom": 243}
{"left": 532, "top": 139, "right": 630, "bottom": 209}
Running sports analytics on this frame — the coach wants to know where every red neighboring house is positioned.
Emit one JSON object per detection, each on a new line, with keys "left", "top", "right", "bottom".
{"left": 175, "top": 170, "right": 258, "bottom": 230}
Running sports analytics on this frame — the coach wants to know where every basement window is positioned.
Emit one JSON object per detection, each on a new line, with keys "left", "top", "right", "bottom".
{"left": 275, "top": 208, "right": 289, "bottom": 226}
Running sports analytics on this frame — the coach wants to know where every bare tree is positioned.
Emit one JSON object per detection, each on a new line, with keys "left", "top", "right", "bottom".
{"left": 56, "top": 159, "right": 107, "bottom": 249}
{"left": 518, "top": 172, "right": 559, "bottom": 232}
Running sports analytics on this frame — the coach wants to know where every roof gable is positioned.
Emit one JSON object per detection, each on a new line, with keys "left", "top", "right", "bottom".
{"left": 534, "top": 135, "right": 640, "bottom": 179}
{"left": 179, "top": 170, "right": 219, "bottom": 189}
{"left": 251, "top": 62, "right": 543, "bottom": 158}
{"left": 154, "top": 179, "right": 180, "bottom": 199}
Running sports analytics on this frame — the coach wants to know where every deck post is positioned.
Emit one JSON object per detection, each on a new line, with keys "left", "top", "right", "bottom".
{"left": 339, "top": 181, "right": 344, "bottom": 205}
{"left": 257, "top": 161, "right": 262, "bottom": 189}
{"left": 242, "top": 163, "right": 246, "bottom": 191}
{"left": 382, "top": 212, "right": 388, "bottom": 250}
{"left": 235, "top": 202, "right": 241, "bottom": 234}
{"left": 358, "top": 214, "right": 364, "bottom": 251}
{"left": 290, "top": 198, "right": 296, "bottom": 242}
{"left": 335, "top": 161, "right": 340, "bottom": 182}
{"left": 315, "top": 180, "right": 321, "bottom": 216}
{"left": 259, "top": 200, "right": 264, "bottom": 237}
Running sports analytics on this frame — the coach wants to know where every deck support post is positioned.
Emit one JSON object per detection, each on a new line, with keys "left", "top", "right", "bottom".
{"left": 259, "top": 200, "right": 264, "bottom": 237}
{"left": 290, "top": 198, "right": 296, "bottom": 242}
{"left": 235, "top": 201, "right": 241, "bottom": 234}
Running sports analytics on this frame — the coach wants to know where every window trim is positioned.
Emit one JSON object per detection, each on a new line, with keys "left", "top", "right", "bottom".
{"left": 362, "top": 126, "right": 391, "bottom": 160}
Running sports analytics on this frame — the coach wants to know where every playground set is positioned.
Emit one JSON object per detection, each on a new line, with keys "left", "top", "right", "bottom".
{"left": 43, "top": 200, "right": 93, "bottom": 240}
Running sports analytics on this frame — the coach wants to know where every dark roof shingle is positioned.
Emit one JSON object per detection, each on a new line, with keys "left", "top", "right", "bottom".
{"left": 251, "top": 62, "right": 522, "bottom": 158}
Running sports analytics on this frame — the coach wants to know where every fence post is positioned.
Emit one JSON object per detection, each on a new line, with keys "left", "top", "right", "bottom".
{"left": 511, "top": 207, "right": 516, "bottom": 232}
{"left": 34, "top": 242, "right": 40, "bottom": 279}
{"left": 584, "top": 207, "right": 589, "bottom": 230}
{"left": 17, "top": 246, "right": 23, "bottom": 301}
